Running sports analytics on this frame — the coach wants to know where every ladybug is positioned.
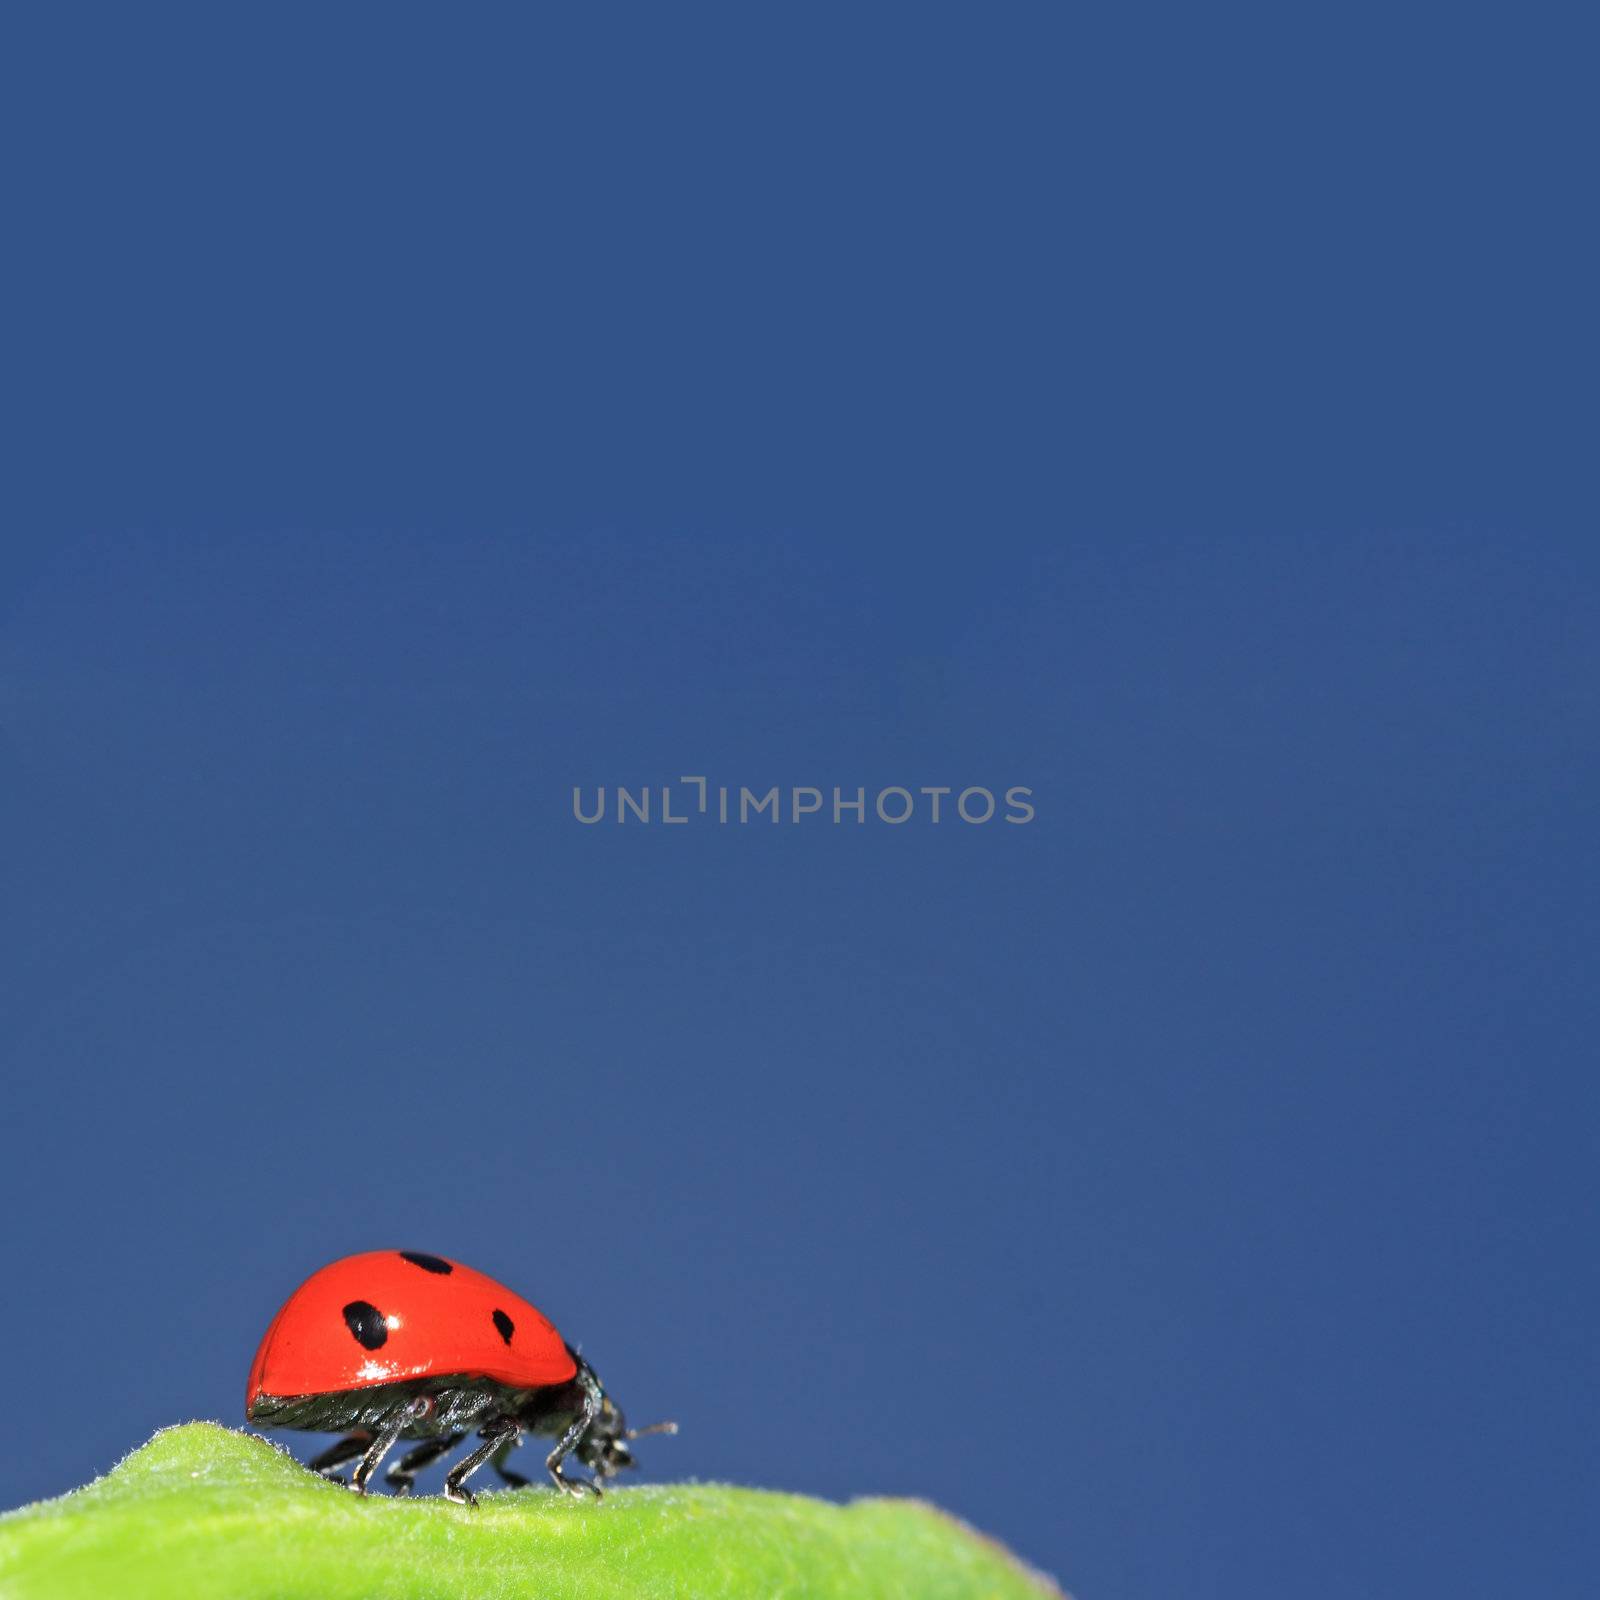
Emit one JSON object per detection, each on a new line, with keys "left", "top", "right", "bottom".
{"left": 246, "top": 1250, "right": 674, "bottom": 1505}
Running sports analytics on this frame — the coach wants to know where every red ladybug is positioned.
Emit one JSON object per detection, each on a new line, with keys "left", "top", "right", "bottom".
{"left": 246, "top": 1250, "right": 674, "bottom": 1505}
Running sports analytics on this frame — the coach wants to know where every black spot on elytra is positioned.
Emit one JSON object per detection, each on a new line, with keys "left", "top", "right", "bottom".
{"left": 343, "top": 1300, "right": 389, "bottom": 1350}
{"left": 399, "top": 1251, "right": 453, "bottom": 1275}
{"left": 492, "top": 1308, "right": 515, "bottom": 1345}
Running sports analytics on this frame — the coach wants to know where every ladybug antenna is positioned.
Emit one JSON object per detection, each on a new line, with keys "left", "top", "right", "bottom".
{"left": 625, "top": 1420, "right": 679, "bottom": 1440}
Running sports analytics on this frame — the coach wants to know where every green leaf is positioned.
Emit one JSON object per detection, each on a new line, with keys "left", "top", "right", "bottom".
{"left": 0, "top": 1423, "right": 1061, "bottom": 1599}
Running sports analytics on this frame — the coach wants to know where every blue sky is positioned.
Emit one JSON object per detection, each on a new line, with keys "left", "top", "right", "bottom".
{"left": 2, "top": 8, "right": 1596, "bottom": 1598}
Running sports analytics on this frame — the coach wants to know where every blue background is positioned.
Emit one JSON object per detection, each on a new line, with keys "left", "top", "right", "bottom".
{"left": 1, "top": 7, "right": 1595, "bottom": 1597}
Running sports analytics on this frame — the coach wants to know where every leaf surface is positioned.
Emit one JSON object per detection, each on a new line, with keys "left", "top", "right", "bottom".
{"left": 0, "top": 1423, "right": 1060, "bottom": 1599}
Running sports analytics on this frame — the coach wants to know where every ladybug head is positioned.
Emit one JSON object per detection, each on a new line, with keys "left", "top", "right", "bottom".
{"left": 578, "top": 1391, "right": 678, "bottom": 1482}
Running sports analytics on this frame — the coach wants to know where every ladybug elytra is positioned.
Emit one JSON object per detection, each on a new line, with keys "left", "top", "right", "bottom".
{"left": 246, "top": 1250, "right": 674, "bottom": 1505}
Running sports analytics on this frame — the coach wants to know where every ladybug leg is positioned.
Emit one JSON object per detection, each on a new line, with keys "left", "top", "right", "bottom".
{"left": 349, "top": 1412, "right": 411, "bottom": 1495}
{"left": 443, "top": 1414, "right": 519, "bottom": 1508}
{"left": 546, "top": 1365, "right": 605, "bottom": 1499}
{"left": 308, "top": 1431, "right": 372, "bottom": 1484}
{"left": 385, "top": 1431, "right": 464, "bottom": 1496}
{"left": 348, "top": 1396, "right": 435, "bottom": 1495}
{"left": 489, "top": 1436, "right": 530, "bottom": 1489}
